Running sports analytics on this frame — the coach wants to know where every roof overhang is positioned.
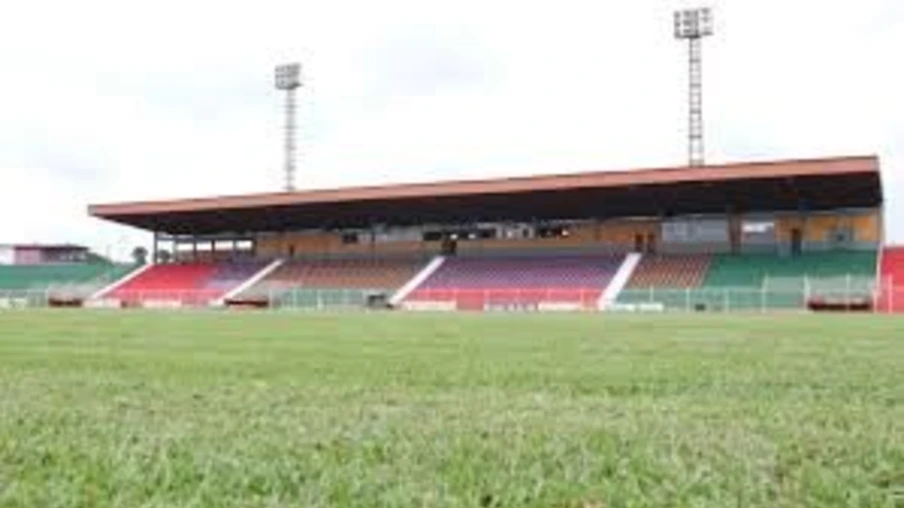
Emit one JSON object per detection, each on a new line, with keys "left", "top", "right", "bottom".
{"left": 89, "top": 155, "right": 882, "bottom": 235}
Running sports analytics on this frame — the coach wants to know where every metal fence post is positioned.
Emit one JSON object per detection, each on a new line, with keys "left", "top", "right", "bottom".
{"left": 845, "top": 274, "right": 852, "bottom": 313}
{"left": 890, "top": 282, "right": 895, "bottom": 314}
{"left": 803, "top": 275, "right": 811, "bottom": 309}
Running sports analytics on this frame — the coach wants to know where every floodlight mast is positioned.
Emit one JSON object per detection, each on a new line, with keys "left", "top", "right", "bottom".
{"left": 275, "top": 63, "right": 302, "bottom": 191}
{"left": 674, "top": 8, "right": 714, "bottom": 167}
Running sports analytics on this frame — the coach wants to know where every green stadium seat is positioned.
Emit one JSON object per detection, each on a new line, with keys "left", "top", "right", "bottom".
{"left": 0, "top": 263, "right": 135, "bottom": 292}
{"left": 617, "top": 251, "right": 878, "bottom": 311}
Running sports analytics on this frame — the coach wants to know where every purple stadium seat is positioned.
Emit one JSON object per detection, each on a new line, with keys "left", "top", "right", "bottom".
{"left": 407, "top": 254, "right": 623, "bottom": 310}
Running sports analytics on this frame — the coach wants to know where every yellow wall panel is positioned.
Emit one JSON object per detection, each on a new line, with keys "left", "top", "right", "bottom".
{"left": 776, "top": 210, "right": 880, "bottom": 244}
{"left": 597, "top": 221, "right": 659, "bottom": 246}
{"left": 343, "top": 241, "right": 427, "bottom": 255}
{"left": 852, "top": 212, "right": 880, "bottom": 242}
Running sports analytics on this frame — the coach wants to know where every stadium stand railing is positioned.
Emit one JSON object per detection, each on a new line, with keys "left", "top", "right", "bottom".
{"left": 616, "top": 251, "right": 879, "bottom": 311}
{"left": 258, "top": 285, "right": 883, "bottom": 313}
{"left": 4, "top": 284, "right": 889, "bottom": 313}
{"left": 613, "top": 284, "right": 876, "bottom": 313}
{"left": 404, "top": 287, "right": 606, "bottom": 312}
{"left": 875, "top": 283, "right": 904, "bottom": 314}
{"left": 263, "top": 287, "right": 391, "bottom": 311}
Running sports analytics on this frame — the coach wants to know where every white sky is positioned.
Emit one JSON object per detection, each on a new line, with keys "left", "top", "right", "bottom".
{"left": 0, "top": 0, "right": 900, "bottom": 260}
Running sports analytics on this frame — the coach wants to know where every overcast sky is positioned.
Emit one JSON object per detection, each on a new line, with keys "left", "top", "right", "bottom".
{"left": 0, "top": 0, "right": 900, "bottom": 260}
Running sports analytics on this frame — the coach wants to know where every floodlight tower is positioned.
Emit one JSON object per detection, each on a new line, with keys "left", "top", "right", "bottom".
{"left": 275, "top": 63, "right": 302, "bottom": 191}
{"left": 674, "top": 7, "right": 714, "bottom": 167}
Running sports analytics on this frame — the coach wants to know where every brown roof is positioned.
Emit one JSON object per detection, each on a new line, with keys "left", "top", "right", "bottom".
{"left": 88, "top": 155, "right": 882, "bottom": 234}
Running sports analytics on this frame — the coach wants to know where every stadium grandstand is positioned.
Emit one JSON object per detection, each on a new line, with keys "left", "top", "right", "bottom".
{"left": 0, "top": 244, "right": 135, "bottom": 307}
{"left": 84, "top": 154, "right": 901, "bottom": 313}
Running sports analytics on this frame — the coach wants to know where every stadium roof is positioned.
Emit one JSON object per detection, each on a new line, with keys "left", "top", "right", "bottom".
{"left": 89, "top": 155, "right": 882, "bottom": 235}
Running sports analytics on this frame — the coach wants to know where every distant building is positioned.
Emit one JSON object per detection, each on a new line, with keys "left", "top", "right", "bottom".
{"left": 0, "top": 244, "right": 90, "bottom": 266}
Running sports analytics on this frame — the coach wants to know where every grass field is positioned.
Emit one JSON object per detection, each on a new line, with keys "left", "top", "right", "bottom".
{"left": 0, "top": 311, "right": 902, "bottom": 507}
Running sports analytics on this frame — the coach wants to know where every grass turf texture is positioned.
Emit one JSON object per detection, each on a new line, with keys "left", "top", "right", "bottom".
{"left": 0, "top": 312, "right": 902, "bottom": 507}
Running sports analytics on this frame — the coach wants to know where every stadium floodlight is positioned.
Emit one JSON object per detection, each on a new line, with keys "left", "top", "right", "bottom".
{"left": 674, "top": 7, "right": 714, "bottom": 167}
{"left": 674, "top": 7, "right": 713, "bottom": 39}
{"left": 275, "top": 63, "right": 302, "bottom": 192}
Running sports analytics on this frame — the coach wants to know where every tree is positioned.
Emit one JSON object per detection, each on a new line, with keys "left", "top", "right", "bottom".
{"left": 131, "top": 246, "right": 148, "bottom": 265}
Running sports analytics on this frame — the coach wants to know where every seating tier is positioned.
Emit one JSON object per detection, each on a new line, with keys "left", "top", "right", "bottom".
{"left": 0, "top": 263, "right": 133, "bottom": 292}
{"left": 702, "top": 251, "right": 877, "bottom": 288}
{"left": 619, "top": 251, "right": 878, "bottom": 311}
{"left": 407, "top": 255, "right": 623, "bottom": 310}
{"left": 626, "top": 255, "right": 710, "bottom": 289}
{"left": 264, "top": 258, "right": 422, "bottom": 290}
{"left": 107, "top": 262, "right": 265, "bottom": 305}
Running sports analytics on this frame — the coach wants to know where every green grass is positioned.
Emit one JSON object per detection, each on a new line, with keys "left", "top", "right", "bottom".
{"left": 0, "top": 311, "right": 902, "bottom": 507}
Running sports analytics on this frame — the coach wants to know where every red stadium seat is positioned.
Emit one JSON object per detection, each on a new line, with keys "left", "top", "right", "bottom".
{"left": 877, "top": 247, "right": 904, "bottom": 313}
{"left": 105, "top": 262, "right": 265, "bottom": 306}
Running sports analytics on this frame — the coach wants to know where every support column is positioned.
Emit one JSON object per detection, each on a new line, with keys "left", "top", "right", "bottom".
{"left": 152, "top": 231, "right": 159, "bottom": 265}
{"left": 370, "top": 227, "right": 377, "bottom": 257}
{"left": 800, "top": 205, "right": 809, "bottom": 256}
{"left": 727, "top": 206, "right": 741, "bottom": 254}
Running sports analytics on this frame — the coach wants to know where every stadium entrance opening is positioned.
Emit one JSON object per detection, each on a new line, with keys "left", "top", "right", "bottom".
{"left": 441, "top": 237, "right": 458, "bottom": 256}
